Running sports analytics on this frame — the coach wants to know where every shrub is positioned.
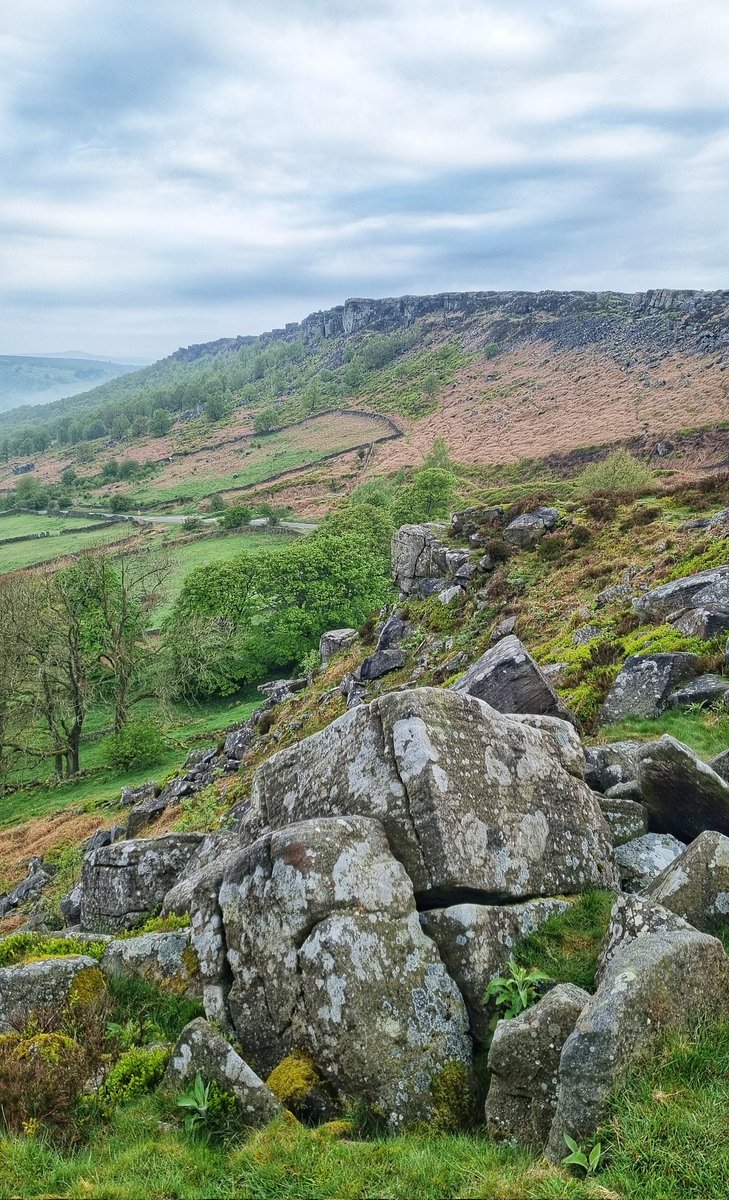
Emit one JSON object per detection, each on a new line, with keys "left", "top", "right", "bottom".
{"left": 81, "top": 1045, "right": 171, "bottom": 1120}
{"left": 182, "top": 515, "right": 203, "bottom": 532}
{"left": 102, "top": 720, "right": 166, "bottom": 771}
{"left": 219, "top": 504, "right": 252, "bottom": 530}
{"left": 574, "top": 450, "right": 655, "bottom": 497}
{"left": 0, "top": 934, "right": 106, "bottom": 968}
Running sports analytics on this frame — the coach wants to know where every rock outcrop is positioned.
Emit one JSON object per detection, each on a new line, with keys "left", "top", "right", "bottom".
{"left": 595, "top": 894, "right": 693, "bottom": 983}
{"left": 634, "top": 566, "right": 729, "bottom": 625}
{"left": 81, "top": 834, "right": 202, "bottom": 932}
{"left": 451, "top": 637, "right": 575, "bottom": 724}
{"left": 503, "top": 507, "right": 559, "bottom": 549}
{"left": 0, "top": 956, "right": 104, "bottom": 1031}
{"left": 102, "top": 929, "right": 202, "bottom": 998}
{"left": 163, "top": 1018, "right": 283, "bottom": 1127}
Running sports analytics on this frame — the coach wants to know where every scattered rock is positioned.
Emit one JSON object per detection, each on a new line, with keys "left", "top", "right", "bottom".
{"left": 356, "top": 648, "right": 407, "bottom": 681}
{"left": 437, "top": 585, "right": 464, "bottom": 605}
{"left": 646, "top": 830, "right": 729, "bottom": 934}
{"left": 163, "top": 1018, "right": 283, "bottom": 1126}
{"left": 0, "top": 858, "right": 55, "bottom": 919}
{"left": 486, "top": 983, "right": 589, "bottom": 1148}
{"left": 637, "top": 735, "right": 729, "bottom": 840}
{"left": 596, "top": 582, "right": 632, "bottom": 607}
{"left": 376, "top": 615, "right": 411, "bottom": 652}
{"left": 60, "top": 883, "right": 83, "bottom": 925}
{"left": 490, "top": 615, "right": 518, "bottom": 643}
{"left": 451, "top": 507, "right": 504, "bottom": 536}
{"left": 85, "top": 826, "right": 126, "bottom": 853}
{"left": 598, "top": 797, "right": 648, "bottom": 846}
{"left": 0, "top": 956, "right": 104, "bottom": 1032}
{"left": 668, "top": 673, "right": 729, "bottom": 708}
{"left": 634, "top": 565, "right": 729, "bottom": 624}
{"left": 584, "top": 742, "right": 643, "bottom": 792}
{"left": 670, "top": 605, "right": 729, "bottom": 639}
{"left": 595, "top": 894, "right": 693, "bottom": 983}
{"left": 451, "top": 636, "right": 576, "bottom": 724}
{"left": 598, "top": 653, "right": 699, "bottom": 724}
{"left": 709, "top": 747, "right": 729, "bottom": 783}
{"left": 319, "top": 627, "right": 358, "bottom": 665}
{"left": 81, "top": 834, "right": 202, "bottom": 933}
{"left": 614, "top": 833, "right": 686, "bottom": 892}
{"left": 503, "top": 507, "right": 559, "bottom": 549}
{"left": 571, "top": 624, "right": 602, "bottom": 646}
{"left": 120, "top": 782, "right": 159, "bottom": 808}
{"left": 391, "top": 523, "right": 450, "bottom": 594}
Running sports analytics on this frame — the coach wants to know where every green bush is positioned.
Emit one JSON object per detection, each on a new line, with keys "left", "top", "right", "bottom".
{"left": 81, "top": 1045, "right": 171, "bottom": 1120}
{"left": 102, "top": 720, "right": 166, "bottom": 771}
{"left": 574, "top": 449, "right": 655, "bottom": 497}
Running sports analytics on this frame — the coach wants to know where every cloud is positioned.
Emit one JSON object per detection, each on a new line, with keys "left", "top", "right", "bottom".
{"left": 0, "top": 0, "right": 727, "bottom": 358}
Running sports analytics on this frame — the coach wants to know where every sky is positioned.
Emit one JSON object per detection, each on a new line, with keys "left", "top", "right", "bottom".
{"left": 1, "top": 0, "right": 728, "bottom": 360}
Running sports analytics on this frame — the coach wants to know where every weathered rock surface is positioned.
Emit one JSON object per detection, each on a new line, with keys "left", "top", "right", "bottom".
{"left": 584, "top": 742, "right": 643, "bottom": 793}
{"left": 634, "top": 566, "right": 729, "bottom": 625}
{"left": 163, "top": 1018, "right": 282, "bottom": 1126}
{"left": 391, "top": 524, "right": 450, "bottom": 594}
{"left": 637, "top": 735, "right": 729, "bottom": 840}
{"left": 319, "top": 627, "right": 358, "bottom": 664}
{"left": 220, "top": 815, "right": 471, "bottom": 1125}
{"left": 356, "top": 648, "right": 407, "bottom": 680}
{"left": 646, "top": 830, "right": 729, "bottom": 933}
{"left": 546, "top": 929, "right": 729, "bottom": 1159}
{"left": 503, "top": 507, "right": 559, "bottom": 549}
{"left": 162, "top": 832, "right": 241, "bottom": 917}
{"left": 614, "top": 833, "right": 687, "bottom": 892}
{"left": 598, "top": 653, "right": 699, "bottom": 724}
{"left": 598, "top": 797, "right": 648, "bottom": 846}
{"left": 667, "top": 673, "right": 729, "bottom": 709}
{"left": 451, "top": 636, "right": 575, "bottom": 724}
{"left": 670, "top": 605, "right": 729, "bottom": 639}
{"left": 595, "top": 894, "right": 693, "bottom": 983}
{"left": 376, "top": 614, "right": 411, "bottom": 652}
{"left": 102, "top": 929, "right": 202, "bottom": 997}
{"left": 490, "top": 615, "right": 518, "bottom": 644}
{"left": 81, "top": 834, "right": 202, "bottom": 932}
{"left": 451, "top": 506, "right": 504, "bottom": 536}
{"left": 0, "top": 956, "right": 103, "bottom": 1031}
{"left": 0, "top": 858, "right": 55, "bottom": 918}
{"left": 486, "top": 983, "right": 589, "bottom": 1148}
{"left": 420, "top": 898, "right": 570, "bottom": 1043}
{"left": 244, "top": 687, "right": 617, "bottom": 903}
{"left": 710, "top": 747, "right": 729, "bottom": 783}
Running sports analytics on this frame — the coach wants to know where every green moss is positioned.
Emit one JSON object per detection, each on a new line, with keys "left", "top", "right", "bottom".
{"left": 512, "top": 890, "right": 616, "bottom": 992}
{"left": 67, "top": 966, "right": 106, "bottom": 1008}
{"left": 429, "top": 1062, "right": 476, "bottom": 1133}
{"left": 16, "top": 1033, "right": 82, "bottom": 1067}
{"left": 81, "top": 1045, "right": 172, "bottom": 1120}
{"left": 118, "top": 913, "right": 190, "bottom": 939}
{"left": 181, "top": 945, "right": 200, "bottom": 977}
{"left": 666, "top": 536, "right": 729, "bottom": 580}
{"left": 266, "top": 1051, "right": 320, "bottom": 1106}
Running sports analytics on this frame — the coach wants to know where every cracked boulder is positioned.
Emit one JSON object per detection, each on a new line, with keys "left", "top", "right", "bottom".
{"left": 163, "top": 1018, "right": 283, "bottom": 1127}
{"left": 485, "top": 983, "right": 589, "bottom": 1148}
{"left": 220, "top": 815, "right": 471, "bottom": 1126}
{"left": 244, "top": 687, "right": 617, "bottom": 904}
{"left": 598, "top": 654, "right": 699, "bottom": 724}
{"left": 391, "top": 523, "right": 450, "bottom": 595}
{"left": 645, "top": 830, "right": 729, "bottom": 934}
{"left": 420, "top": 898, "right": 570, "bottom": 1043}
{"left": 595, "top": 894, "right": 693, "bottom": 984}
{"left": 584, "top": 742, "right": 643, "bottom": 793}
{"left": 634, "top": 565, "right": 729, "bottom": 624}
{"left": 102, "top": 929, "right": 202, "bottom": 998}
{"left": 598, "top": 797, "right": 648, "bottom": 846}
{"left": 319, "top": 627, "right": 358, "bottom": 665}
{"left": 637, "top": 736, "right": 729, "bottom": 840}
{"left": 503, "top": 506, "right": 559, "bottom": 549}
{"left": 451, "top": 637, "right": 576, "bottom": 724}
{"left": 81, "top": 834, "right": 202, "bottom": 933}
{"left": 546, "top": 928, "right": 729, "bottom": 1160}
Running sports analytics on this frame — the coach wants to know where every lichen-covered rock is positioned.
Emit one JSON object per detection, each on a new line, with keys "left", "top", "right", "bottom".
{"left": 584, "top": 742, "right": 643, "bottom": 793}
{"left": 220, "top": 815, "right": 471, "bottom": 1126}
{"left": 244, "top": 687, "right": 617, "bottom": 903}
{"left": 485, "top": 984, "right": 589, "bottom": 1148}
{"left": 546, "top": 929, "right": 729, "bottom": 1160}
{"left": 319, "top": 627, "right": 358, "bottom": 665}
{"left": 163, "top": 1018, "right": 282, "bottom": 1126}
{"left": 162, "top": 832, "right": 241, "bottom": 917}
{"left": 667, "top": 674, "right": 729, "bottom": 709}
{"left": 598, "top": 797, "right": 648, "bottom": 846}
{"left": 503, "top": 507, "right": 559, "bottom": 549}
{"left": 420, "top": 898, "right": 570, "bottom": 1043}
{"left": 451, "top": 637, "right": 575, "bottom": 724}
{"left": 637, "top": 736, "right": 729, "bottom": 840}
{"left": 0, "top": 956, "right": 104, "bottom": 1031}
{"left": 81, "top": 834, "right": 202, "bottom": 933}
{"left": 102, "top": 929, "right": 202, "bottom": 997}
{"left": 595, "top": 894, "right": 693, "bottom": 984}
{"left": 598, "top": 654, "right": 699, "bottom": 724}
{"left": 634, "top": 566, "right": 729, "bottom": 624}
{"left": 391, "top": 524, "right": 450, "bottom": 594}
{"left": 645, "top": 830, "right": 729, "bottom": 933}
{"left": 670, "top": 605, "right": 729, "bottom": 639}
{"left": 614, "top": 833, "right": 686, "bottom": 892}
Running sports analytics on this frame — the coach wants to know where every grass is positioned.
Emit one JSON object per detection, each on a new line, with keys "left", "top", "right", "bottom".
{"left": 512, "top": 890, "right": 616, "bottom": 992}
{"left": 0, "top": 513, "right": 106, "bottom": 538}
{"left": 0, "top": 522, "right": 136, "bottom": 571}
{"left": 597, "top": 707, "right": 729, "bottom": 760}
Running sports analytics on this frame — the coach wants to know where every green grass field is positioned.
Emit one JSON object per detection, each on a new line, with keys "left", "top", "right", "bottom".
{"left": 0, "top": 519, "right": 136, "bottom": 572}
{"left": 0, "top": 513, "right": 105, "bottom": 539}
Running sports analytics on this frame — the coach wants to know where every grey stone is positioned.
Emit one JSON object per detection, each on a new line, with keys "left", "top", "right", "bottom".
{"left": 224, "top": 722, "right": 256, "bottom": 760}
{"left": 584, "top": 742, "right": 643, "bottom": 793}
{"left": 356, "top": 648, "right": 407, "bottom": 681}
{"left": 163, "top": 1018, "right": 282, "bottom": 1126}
{"left": 490, "top": 615, "right": 518, "bottom": 643}
{"left": 120, "top": 782, "right": 159, "bottom": 808}
{"left": 572, "top": 625, "right": 602, "bottom": 646}
{"left": 319, "top": 627, "right": 358, "bottom": 664}
{"left": 438, "top": 585, "right": 464, "bottom": 605}
{"left": 420, "top": 898, "right": 570, "bottom": 1043}
{"left": 614, "top": 833, "right": 686, "bottom": 892}
{"left": 604, "top": 780, "right": 644, "bottom": 801}
{"left": 102, "top": 929, "right": 202, "bottom": 997}
{"left": 0, "top": 955, "right": 102, "bottom": 1032}
{"left": 670, "top": 606, "right": 729, "bottom": 639}
{"left": 85, "top": 825, "right": 126, "bottom": 853}
{"left": 126, "top": 794, "right": 171, "bottom": 839}
{"left": 504, "top": 507, "right": 559, "bottom": 549}
{"left": 451, "top": 636, "right": 576, "bottom": 724}
{"left": 709, "top": 747, "right": 729, "bottom": 783}
{"left": 60, "top": 883, "right": 83, "bottom": 925}
{"left": 667, "top": 673, "right": 729, "bottom": 708}
{"left": 391, "top": 523, "right": 450, "bottom": 594}
{"left": 596, "top": 582, "right": 632, "bottom": 607}
{"left": 595, "top": 894, "right": 693, "bottom": 983}
{"left": 0, "top": 858, "right": 55, "bottom": 917}
{"left": 634, "top": 565, "right": 729, "bottom": 625}
{"left": 81, "top": 834, "right": 202, "bottom": 933}
{"left": 162, "top": 832, "right": 241, "bottom": 917}
{"left": 376, "top": 614, "right": 411, "bottom": 652}
{"left": 638, "top": 735, "right": 729, "bottom": 840}
{"left": 646, "top": 830, "right": 729, "bottom": 933}
{"left": 244, "top": 687, "right": 617, "bottom": 903}
{"left": 451, "top": 506, "right": 504, "bottom": 536}
{"left": 598, "top": 653, "right": 699, "bottom": 724}
{"left": 598, "top": 797, "right": 648, "bottom": 846}
{"left": 485, "top": 984, "right": 589, "bottom": 1148}
{"left": 546, "top": 929, "right": 729, "bottom": 1159}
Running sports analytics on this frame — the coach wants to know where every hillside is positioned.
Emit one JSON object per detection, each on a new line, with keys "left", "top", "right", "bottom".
{"left": 0, "top": 354, "right": 139, "bottom": 414}
{"left": 2, "top": 290, "right": 729, "bottom": 520}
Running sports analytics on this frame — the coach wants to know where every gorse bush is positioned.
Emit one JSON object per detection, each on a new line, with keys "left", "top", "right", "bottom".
{"left": 574, "top": 449, "right": 655, "bottom": 497}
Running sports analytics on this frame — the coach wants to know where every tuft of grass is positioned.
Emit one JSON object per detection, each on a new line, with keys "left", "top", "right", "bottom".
{"left": 105, "top": 973, "right": 203, "bottom": 1045}
{"left": 598, "top": 707, "right": 729, "bottom": 760}
{"left": 512, "top": 890, "right": 616, "bottom": 992}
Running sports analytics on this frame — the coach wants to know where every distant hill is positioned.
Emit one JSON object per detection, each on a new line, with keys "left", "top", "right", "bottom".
{"left": 27, "top": 351, "right": 151, "bottom": 366}
{"left": 0, "top": 354, "right": 140, "bottom": 413}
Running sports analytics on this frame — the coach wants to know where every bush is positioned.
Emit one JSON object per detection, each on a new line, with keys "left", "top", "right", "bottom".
{"left": 574, "top": 450, "right": 655, "bottom": 497}
{"left": 182, "top": 515, "right": 203, "bottom": 532}
{"left": 80, "top": 1045, "right": 171, "bottom": 1120}
{"left": 102, "top": 720, "right": 166, "bottom": 771}
{"left": 219, "top": 504, "right": 252, "bottom": 530}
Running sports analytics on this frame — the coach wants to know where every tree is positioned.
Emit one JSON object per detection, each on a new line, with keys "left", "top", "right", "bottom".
{"left": 219, "top": 504, "right": 252, "bottom": 530}
{"left": 252, "top": 407, "right": 280, "bottom": 435}
{"left": 204, "top": 394, "right": 227, "bottom": 422}
{"left": 391, "top": 468, "right": 456, "bottom": 526}
{"left": 149, "top": 409, "right": 173, "bottom": 437}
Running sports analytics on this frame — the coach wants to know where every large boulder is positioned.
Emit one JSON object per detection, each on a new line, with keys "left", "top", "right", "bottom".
{"left": 546, "top": 928, "right": 729, "bottom": 1159}
{"left": 667, "top": 674, "right": 729, "bottom": 709}
{"left": 356, "top": 648, "right": 407, "bottom": 681}
{"left": 595, "top": 894, "right": 693, "bottom": 984}
{"left": 503, "top": 507, "right": 559, "bottom": 549}
{"left": 420, "top": 898, "right": 570, "bottom": 1043}
{"left": 0, "top": 956, "right": 104, "bottom": 1031}
{"left": 598, "top": 797, "right": 648, "bottom": 846}
{"left": 163, "top": 1018, "right": 282, "bottom": 1127}
{"left": 598, "top": 654, "right": 699, "bottom": 724}
{"left": 244, "top": 687, "right": 617, "bottom": 903}
{"left": 670, "top": 605, "right": 729, "bottom": 639}
{"left": 637, "top": 736, "right": 729, "bottom": 840}
{"left": 485, "top": 983, "right": 589, "bottom": 1148}
{"left": 451, "top": 637, "right": 575, "bottom": 725}
{"left": 102, "top": 929, "right": 202, "bottom": 998}
{"left": 319, "top": 627, "right": 358, "bottom": 665}
{"left": 634, "top": 566, "right": 729, "bottom": 625}
{"left": 81, "top": 834, "right": 202, "bottom": 933}
{"left": 646, "top": 831, "right": 729, "bottom": 933}
{"left": 220, "top": 815, "right": 471, "bottom": 1126}
{"left": 391, "top": 523, "right": 450, "bottom": 594}
{"left": 162, "top": 832, "right": 241, "bottom": 917}
{"left": 614, "top": 833, "right": 686, "bottom": 892}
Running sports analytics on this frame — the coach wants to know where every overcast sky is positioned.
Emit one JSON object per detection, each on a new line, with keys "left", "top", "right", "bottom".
{"left": 1, "top": 0, "right": 728, "bottom": 360}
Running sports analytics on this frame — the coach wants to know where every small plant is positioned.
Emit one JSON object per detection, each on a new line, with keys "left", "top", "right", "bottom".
{"left": 561, "top": 1133, "right": 603, "bottom": 1175}
{"left": 177, "top": 1072, "right": 213, "bottom": 1135}
{"left": 482, "top": 961, "right": 551, "bottom": 1022}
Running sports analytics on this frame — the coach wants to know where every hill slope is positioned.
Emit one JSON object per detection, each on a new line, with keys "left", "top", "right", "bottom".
{"left": 0, "top": 355, "right": 139, "bottom": 414}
